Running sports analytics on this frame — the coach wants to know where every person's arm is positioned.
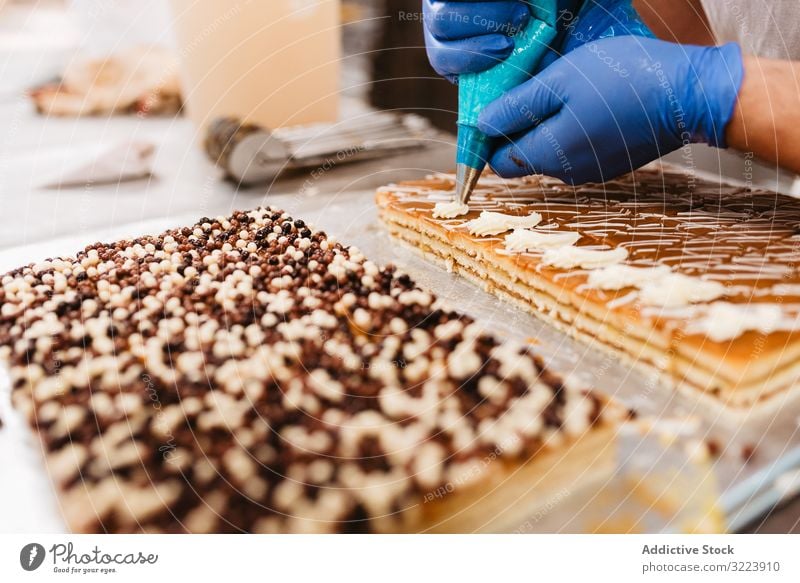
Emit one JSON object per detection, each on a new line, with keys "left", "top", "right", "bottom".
{"left": 726, "top": 56, "right": 800, "bottom": 174}
{"left": 632, "top": 0, "right": 714, "bottom": 45}
{"left": 633, "top": 2, "right": 800, "bottom": 175}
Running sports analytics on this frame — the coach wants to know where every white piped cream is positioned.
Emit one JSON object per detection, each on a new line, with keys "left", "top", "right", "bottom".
{"left": 465, "top": 211, "right": 542, "bottom": 236}
{"left": 541, "top": 246, "right": 628, "bottom": 270}
{"left": 639, "top": 273, "right": 726, "bottom": 307}
{"left": 432, "top": 201, "right": 469, "bottom": 219}
{"left": 586, "top": 265, "right": 672, "bottom": 291}
{"left": 687, "top": 302, "right": 785, "bottom": 342}
{"left": 504, "top": 228, "right": 580, "bottom": 253}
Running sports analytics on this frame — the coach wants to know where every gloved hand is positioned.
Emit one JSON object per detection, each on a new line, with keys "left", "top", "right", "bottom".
{"left": 423, "top": 0, "right": 535, "bottom": 79}
{"left": 423, "top": 1, "right": 649, "bottom": 79}
{"left": 537, "top": 0, "right": 653, "bottom": 69}
{"left": 477, "top": 36, "right": 744, "bottom": 184}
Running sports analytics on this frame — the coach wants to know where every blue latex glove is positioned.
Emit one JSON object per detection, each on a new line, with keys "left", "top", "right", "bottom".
{"left": 537, "top": 0, "right": 653, "bottom": 70}
{"left": 423, "top": 0, "right": 534, "bottom": 79}
{"left": 423, "top": 1, "right": 649, "bottom": 79}
{"left": 477, "top": 37, "right": 745, "bottom": 184}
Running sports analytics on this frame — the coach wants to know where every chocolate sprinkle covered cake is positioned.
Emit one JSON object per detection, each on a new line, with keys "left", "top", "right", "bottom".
{"left": 0, "top": 207, "right": 621, "bottom": 533}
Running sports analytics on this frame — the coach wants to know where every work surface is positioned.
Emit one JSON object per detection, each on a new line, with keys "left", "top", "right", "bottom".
{"left": 0, "top": 93, "right": 798, "bottom": 532}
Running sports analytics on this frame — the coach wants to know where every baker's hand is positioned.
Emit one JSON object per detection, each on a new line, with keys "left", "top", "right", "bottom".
{"left": 478, "top": 36, "right": 744, "bottom": 184}
{"left": 537, "top": 0, "right": 653, "bottom": 70}
{"left": 422, "top": 0, "right": 533, "bottom": 79}
{"left": 422, "top": 1, "right": 649, "bottom": 80}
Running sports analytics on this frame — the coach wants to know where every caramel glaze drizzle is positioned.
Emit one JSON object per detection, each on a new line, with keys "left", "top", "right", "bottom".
{"left": 379, "top": 169, "right": 800, "bottom": 345}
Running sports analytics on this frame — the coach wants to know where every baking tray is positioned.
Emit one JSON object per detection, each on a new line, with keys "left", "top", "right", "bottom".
{"left": 1, "top": 191, "right": 798, "bottom": 533}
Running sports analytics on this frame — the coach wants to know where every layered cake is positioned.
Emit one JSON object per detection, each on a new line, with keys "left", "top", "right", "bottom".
{"left": 376, "top": 169, "right": 800, "bottom": 409}
{"left": 0, "top": 208, "right": 624, "bottom": 533}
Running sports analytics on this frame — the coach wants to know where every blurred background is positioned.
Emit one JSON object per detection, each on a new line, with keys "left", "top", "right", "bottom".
{"left": 0, "top": 0, "right": 456, "bottom": 128}
{"left": 0, "top": 0, "right": 464, "bottom": 249}
{"left": 0, "top": 0, "right": 796, "bottom": 251}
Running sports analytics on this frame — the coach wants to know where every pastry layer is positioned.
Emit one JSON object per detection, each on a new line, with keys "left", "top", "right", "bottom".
{"left": 0, "top": 207, "right": 623, "bottom": 533}
{"left": 376, "top": 169, "right": 800, "bottom": 408}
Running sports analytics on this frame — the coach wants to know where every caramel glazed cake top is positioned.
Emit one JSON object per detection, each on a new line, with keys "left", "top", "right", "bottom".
{"left": 0, "top": 208, "right": 618, "bottom": 533}
{"left": 377, "top": 169, "right": 800, "bottom": 370}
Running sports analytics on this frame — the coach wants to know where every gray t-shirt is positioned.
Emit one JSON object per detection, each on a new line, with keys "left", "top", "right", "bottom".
{"left": 701, "top": 0, "right": 800, "bottom": 59}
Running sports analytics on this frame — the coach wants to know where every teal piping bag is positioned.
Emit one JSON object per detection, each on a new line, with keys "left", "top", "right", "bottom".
{"left": 455, "top": 0, "right": 558, "bottom": 204}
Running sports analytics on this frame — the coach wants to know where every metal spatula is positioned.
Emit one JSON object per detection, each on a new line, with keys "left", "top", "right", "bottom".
{"left": 205, "top": 112, "right": 436, "bottom": 185}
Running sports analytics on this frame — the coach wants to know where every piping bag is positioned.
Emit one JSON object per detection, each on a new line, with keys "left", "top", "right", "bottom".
{"left": 454, "top": 0, "right": 653, "bottom": 203}
{"left": 455, "top": 0, "right": 558, "bottom": 205}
